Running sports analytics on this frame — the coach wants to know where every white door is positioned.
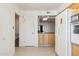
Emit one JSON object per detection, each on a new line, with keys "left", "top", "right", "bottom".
{"left": 24, "top": 16, "right": 35, "bottom": 46}
{"left": 20, "top": 16, "right": 34, "bottom": 46}
{"left": 20, "top": 16, "right": 38, "bottom": 47}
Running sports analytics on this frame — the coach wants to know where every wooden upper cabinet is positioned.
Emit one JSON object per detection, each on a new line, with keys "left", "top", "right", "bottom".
{"left": 69, "top": 3, "right": 79, "bottom": 15}
{"left": 70, "top": 3, "right": 79, "bottom": 9}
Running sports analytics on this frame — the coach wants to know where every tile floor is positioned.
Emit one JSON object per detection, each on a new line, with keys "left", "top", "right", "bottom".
{"left": 15, "top": 46, "right": 56, "bottom": 56}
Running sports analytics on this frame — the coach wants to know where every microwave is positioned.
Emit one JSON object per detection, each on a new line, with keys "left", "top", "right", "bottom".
{"left": 71, "top": 14, "right": 79, "bottom": 22}
{"left": 71, "top": 14, "right": 79, "bottom": 34}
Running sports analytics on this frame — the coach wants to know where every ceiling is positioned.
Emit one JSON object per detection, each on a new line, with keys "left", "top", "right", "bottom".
{"left": 16, "top": 3, "right": 64, "bottom": 10}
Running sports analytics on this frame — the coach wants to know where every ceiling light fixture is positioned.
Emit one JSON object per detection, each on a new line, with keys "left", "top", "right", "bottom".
{"left": 43, "top": 18, "right": 48, "bottom": 21}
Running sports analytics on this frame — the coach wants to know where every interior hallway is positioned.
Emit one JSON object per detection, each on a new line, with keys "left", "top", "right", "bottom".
{"left": 15, "top": 47, "right": 56, "bottom": 56}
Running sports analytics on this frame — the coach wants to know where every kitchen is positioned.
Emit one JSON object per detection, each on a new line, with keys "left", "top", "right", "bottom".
{"left": 55, "top": 3, "right": 79, "bottom": 56}
{"left": 38, "top": 15, "right": 55, "bottom": 47}
{"left": 37, "top": 3, "right": 79, "bottom": 56}
{"left": 69, "top": 3, "right": 79, "bottom": 56}
{"left": 17, "top": 3, "right": 79, "bottom": 56}
{"left": 0, "top": 3, "right": 79, "bottom": 56}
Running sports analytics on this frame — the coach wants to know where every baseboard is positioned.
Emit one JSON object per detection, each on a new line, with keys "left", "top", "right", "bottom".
{"left": 55, "top": 51, "right": 59, "bottom": 56}
{"left": 55, "top": 52, "right": 58, "bottom": 56}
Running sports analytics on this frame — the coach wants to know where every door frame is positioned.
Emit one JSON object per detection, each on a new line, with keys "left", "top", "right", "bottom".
{"left": 15, "top": 13, "right": 20, "bottom": 47}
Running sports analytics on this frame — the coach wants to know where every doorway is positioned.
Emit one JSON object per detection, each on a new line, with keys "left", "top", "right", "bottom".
{"left": 38, "top": 16, "right": 55, "bottom": 47}
{"left": 15, "top": 14, "right": 19, "bottom": 47}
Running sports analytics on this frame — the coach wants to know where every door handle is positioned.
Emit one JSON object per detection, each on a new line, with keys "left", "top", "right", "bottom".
{"left": 32, "top": 32, "right": 34, "bottom": 34}
{"left": 12, "top": 26, "right": 14, "bottom": 29}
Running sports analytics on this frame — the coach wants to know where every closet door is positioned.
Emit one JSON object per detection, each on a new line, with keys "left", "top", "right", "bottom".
{"left": 20, "top": 16, "right": 35, "bottom": 46}
{"left": 25, "top": 16, "right": 34, "bottom": 46}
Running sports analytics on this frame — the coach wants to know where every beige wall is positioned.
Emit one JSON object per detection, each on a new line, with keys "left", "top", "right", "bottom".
{"left": 0, "top": 3, "right": 20, "bottom": 55}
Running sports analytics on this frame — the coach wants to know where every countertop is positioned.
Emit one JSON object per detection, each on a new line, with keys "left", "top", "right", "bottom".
{"left": 38, "top": 32, "right": 55, "bottom": 34}
{"left": 71, "top": 39, "right": 79, "bottom": 45}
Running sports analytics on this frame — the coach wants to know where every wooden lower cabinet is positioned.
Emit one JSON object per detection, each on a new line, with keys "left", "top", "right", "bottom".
{"left": 48, "top": 34, "right": 55, "bottom": 46}
{"left": 38, "top": 34, "right": 44, "bottom": 46}
{"left": 38, "top": 33, "right": 55, "bottom": 47}
{"left": 72, "top": 44, "right": 79, "bottom": 56}
{"left": 43, "top": 34, "right": 49, "bottom": 46}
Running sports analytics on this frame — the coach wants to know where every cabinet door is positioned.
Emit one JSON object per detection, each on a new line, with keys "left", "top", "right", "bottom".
{"left": 44, "top": 34, "right": 49, "bottom": 46}
{"left": 72, "top": 44, "right": 79, "bottom": 56}
{"left": 69, "top": 3, "right": 79, "bottom": 15}
{"left": 48, "top": 34, "right": 55, "bottom": 46}
{"left": 38, "top": 34, "right": 44, "bottom": 46}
